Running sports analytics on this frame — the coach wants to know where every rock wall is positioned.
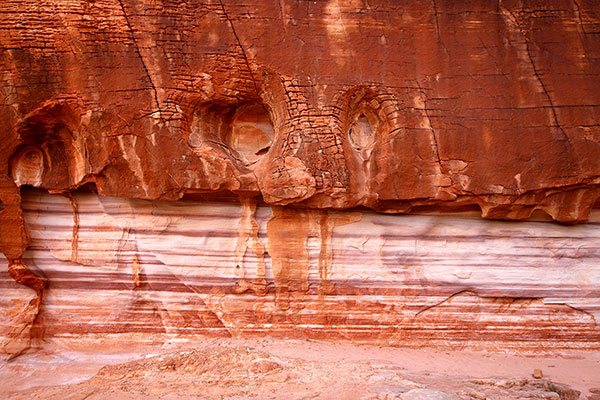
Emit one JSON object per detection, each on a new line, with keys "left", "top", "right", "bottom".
{"left": 1, "top": 188, "right": 598, "bottom": 354}
{"left": 0, "top": 0, "right": 599, "bottom": 356}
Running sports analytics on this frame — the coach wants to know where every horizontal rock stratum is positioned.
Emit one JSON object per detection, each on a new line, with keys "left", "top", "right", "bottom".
{"left": 1, "top": 188, "right": 599, "bottom": 352}
{"left": 0, "top": 0, "right": 599, "bottom": 358}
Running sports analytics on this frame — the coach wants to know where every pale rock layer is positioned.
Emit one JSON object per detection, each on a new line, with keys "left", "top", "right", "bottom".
{"left": 1, "top": 188, "right": 598, "bottom": 353}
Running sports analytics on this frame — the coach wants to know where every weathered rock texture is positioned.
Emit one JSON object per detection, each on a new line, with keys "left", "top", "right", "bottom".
{"left": 1, "top": 188, "right": 599, "bottom": 356}
{"left": 1, "top": 0, "right": 600, "bottom": 356}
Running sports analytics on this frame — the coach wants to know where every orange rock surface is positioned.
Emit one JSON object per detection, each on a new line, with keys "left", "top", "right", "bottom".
{"left": 1, "top": 0, "right": 599, "bottom": 362}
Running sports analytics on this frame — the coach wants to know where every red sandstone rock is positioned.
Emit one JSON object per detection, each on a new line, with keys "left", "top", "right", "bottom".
{"left": 0, "top": 0, "right": 599, "bottom": 359}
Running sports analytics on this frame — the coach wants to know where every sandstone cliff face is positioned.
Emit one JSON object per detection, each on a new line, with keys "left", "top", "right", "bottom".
{"left": 0, "top": 0, "right": 599, "bottom": 357}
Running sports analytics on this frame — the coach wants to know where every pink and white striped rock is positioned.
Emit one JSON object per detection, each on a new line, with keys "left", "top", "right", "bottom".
{"left": 2, "top": 188, "right": 598, "bottom": 354}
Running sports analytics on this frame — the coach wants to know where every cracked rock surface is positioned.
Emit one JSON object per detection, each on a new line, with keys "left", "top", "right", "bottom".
{"left": 0, "top": 0, "right": 599, "bottom": 381}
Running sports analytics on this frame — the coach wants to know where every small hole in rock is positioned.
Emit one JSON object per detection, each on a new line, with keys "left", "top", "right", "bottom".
{"left": 229, "top": 104, "right": 274, "bottom": 163}
{"left": 255, "top": 146, "right": 270, "bottom": 156}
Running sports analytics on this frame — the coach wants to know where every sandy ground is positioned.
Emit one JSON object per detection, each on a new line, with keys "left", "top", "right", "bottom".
{"left": 1, "top": 337, "right": 599, "bottom": 399}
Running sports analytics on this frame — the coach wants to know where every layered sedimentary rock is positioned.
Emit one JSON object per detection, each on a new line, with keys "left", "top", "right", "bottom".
{"left": 1, "top": 188, "right": 598, "bottom": 354}
{"left": 1, "top": 0, "right": 600, "bottom": 356}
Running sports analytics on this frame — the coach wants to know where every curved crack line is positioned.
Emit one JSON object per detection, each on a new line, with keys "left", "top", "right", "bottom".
{"left": 548, "top": 302, "right": 598, "bottom": 327}
{"left": 431, "top": 0, "right": 449, "bottom": 56}
{"left": 117, "top": 0, "right": 164, "bottom": 123}
{"left": 500, "top": 6, "right": 571, "bottom": 145}
{"left": 414, "top": 289, "right": 474, "bottom": 316}
{"left": 217, "top": 0, "right": 260, "bottom": 96}
{"left": 415, "top": 80, "right": 442, "bottom": 165}
{"left": 572, "top": 0, "right": 588, "bottom": 35}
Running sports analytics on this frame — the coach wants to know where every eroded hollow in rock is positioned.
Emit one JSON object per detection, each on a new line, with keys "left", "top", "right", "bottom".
{"left": 227, "top": 104, "right": 274, "bottom": 163}
{"left": 349, "top": 115, "right": 374, "bottom": 152}
{"left": 345, "top": 93, "right": 380, "bottom": 163}
{"left": 10, "top": 102, "right": 85, "bottom": 191}
{"left": 188, "top": 103, "right": 274, "bottom": 165}
{"left": 10, "top": 146, "right": 45, "bottom": 187}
